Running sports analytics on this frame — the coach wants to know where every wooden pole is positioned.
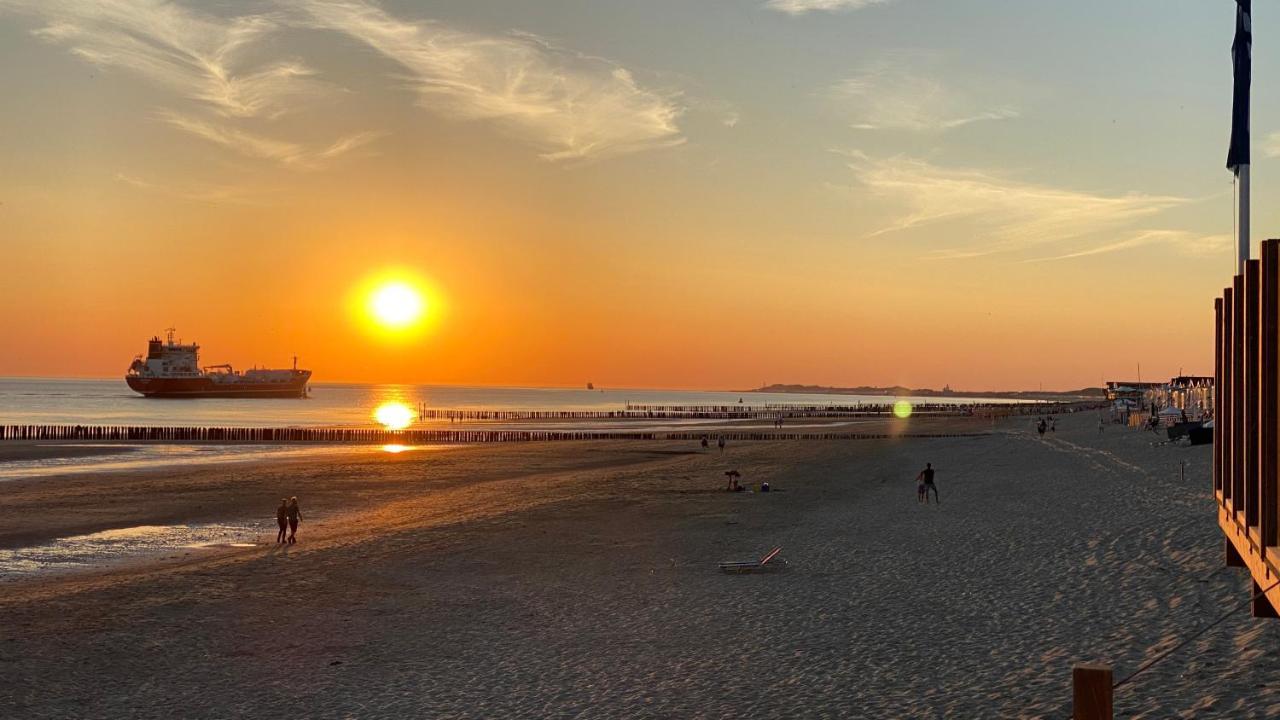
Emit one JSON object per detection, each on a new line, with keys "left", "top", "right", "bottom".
{"left": 1215, "top": 296, "right": 1224, "bottom": 496}
{"left": 1235, "top": 273, "right": 1247, "bottom": 518}
{"left": 1246, "top": 259, "right": 1262, "bottom": 528}
{"left": 1263, "top": 240, "right": 1280, "bottom": 548}
{"left": 1224, "top": 286, "right": 1236, "bottom": 505}
{"left": 1072, "top": 663, "right": 1113, "bottom": 720}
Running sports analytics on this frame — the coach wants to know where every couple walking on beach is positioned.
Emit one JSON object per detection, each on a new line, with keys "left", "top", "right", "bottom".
{"left": 276, "top": 497, "right": 302, "bottom": 544}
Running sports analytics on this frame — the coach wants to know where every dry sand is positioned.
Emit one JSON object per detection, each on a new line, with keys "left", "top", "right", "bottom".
{"left": 0, "top": 412, "right": 1276, "bottom": 718}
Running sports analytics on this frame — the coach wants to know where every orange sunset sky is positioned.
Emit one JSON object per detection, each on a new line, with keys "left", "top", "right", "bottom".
{"left": 0, "top": 0, "right": 1264, "bottom": 390}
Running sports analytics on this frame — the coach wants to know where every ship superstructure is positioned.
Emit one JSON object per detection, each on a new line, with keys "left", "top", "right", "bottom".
{"left": 125, "top": 329, "right": 311, "bottom": 398}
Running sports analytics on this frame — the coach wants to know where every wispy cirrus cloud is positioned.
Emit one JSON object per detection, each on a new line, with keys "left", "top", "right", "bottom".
{"left": 840, "top": 153, "right": 1190, "bottom": 260}
{"left": 291, "top": 0, "right": 684, "bottom": 161}
{"left": 3, "top": 0, "right": 324, "bottom": 119}
{"left": 765, "top": 0, "right": 894, "bottom": 15}
{"left": 114, "top": 172, "right": 267, "bottom": 205}
{"left": 156, "top": 111, "right": 380, "bottom": 169}
{"left": 832, "top": 63, "right": 1018, "bottom": 132}
{"left": 2, "top": 0, "right": 379, "bottom": 171}
{"left": 1028, "top": 230, "right": 1230, "bottom": 262}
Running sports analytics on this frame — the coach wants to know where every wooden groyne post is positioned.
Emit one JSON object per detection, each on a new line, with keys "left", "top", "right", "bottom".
{"left": 1072, "top": 663, "right": 1113, "bottom": 720}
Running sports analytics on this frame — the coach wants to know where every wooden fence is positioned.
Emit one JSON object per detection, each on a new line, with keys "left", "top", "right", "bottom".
{"left": 1216, "top": 238, "right": 1280, "bottom": 617}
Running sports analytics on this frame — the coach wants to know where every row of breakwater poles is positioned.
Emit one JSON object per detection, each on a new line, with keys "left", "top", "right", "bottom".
{"left": 415, "top": 401, "right": 1102, "bottom": 423}
{"left": 0, "top": 424, "right": 993, "bottom": 444}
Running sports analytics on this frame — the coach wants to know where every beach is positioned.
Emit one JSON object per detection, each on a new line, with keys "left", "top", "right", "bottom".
{"left": 1, "top": 411, "right": 1272, "bottom": 718}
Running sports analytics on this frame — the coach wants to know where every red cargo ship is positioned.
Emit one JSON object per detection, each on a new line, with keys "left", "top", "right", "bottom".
{"left": 125, "top": 330, "right": 311, "bottom": 398}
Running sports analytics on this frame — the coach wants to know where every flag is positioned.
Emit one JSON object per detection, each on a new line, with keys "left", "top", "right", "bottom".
{"left": 1228, "top": 0, "right": 1252, "bottom": 173}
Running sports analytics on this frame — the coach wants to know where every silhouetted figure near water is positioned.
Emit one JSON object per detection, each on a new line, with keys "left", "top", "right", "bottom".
{"left": 287, "top": 496, "right": 302, "bottom": 544}
{"left": 276, "top": 499, "right": 289, "bottom": 544}
{"left": 718, "top": 436, "right": 726, "bottom": 453}
{"left": 916, "top": 463, "right": 939, "bottom": 504}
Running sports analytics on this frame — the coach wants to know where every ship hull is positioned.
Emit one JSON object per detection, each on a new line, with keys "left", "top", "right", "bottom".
{"left": 126, "top": 374, "right": 310, "bottom": 399}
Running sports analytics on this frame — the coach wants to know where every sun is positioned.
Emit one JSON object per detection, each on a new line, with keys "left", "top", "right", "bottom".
{"left": 369, "top": 281, "right": 425, "bottom": 329}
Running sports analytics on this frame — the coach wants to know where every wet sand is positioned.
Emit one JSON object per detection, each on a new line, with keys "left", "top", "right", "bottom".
{"left": 0, "top": 442, "right": 138, "bottom": 463}
{"left": 2, "top": 412, "right": 1276, "bottom": 718}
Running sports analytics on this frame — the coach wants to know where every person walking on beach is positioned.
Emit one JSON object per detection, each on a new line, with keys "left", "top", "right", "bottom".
{"left": 916, "top": 463, "right": 939, "bottom": 504}
{"left": 1036, "top": 419, "right": 1046, "bottom": 437}
{"left": 286, "top": 496, "right": 302, "bottom": 544}
{"left": 718, "top": 436, "right": 726, "bottom": 453}
{"left": 276, "top": 498, "right": 289, "bottom": 544}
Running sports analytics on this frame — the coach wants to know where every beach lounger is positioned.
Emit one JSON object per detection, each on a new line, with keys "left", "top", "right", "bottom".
{"left": 718, "top": 546, "right": 786, "bottom": 574}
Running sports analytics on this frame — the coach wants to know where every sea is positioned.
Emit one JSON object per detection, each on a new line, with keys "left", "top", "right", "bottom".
{"left": 0, "top": 377, "right": 1029, "bottom": 484}
{"left": 0, "top": 377, "right": 1025, "bottom": 429}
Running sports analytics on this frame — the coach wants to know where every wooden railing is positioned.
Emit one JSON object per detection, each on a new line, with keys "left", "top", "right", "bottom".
{"left": 1215, "top": 238, "right": 1280, "bottom": 617}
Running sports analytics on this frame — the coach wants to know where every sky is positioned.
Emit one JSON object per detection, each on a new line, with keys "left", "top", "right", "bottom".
{"left": 0, "top": 0, "right": 1267, "bottom": 390}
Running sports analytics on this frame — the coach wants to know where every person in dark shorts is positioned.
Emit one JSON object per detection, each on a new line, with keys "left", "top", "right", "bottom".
{"left": 286, "top": 496, "right": 302, "bottom": 544}
{"left": 916, "top": 463, "right": 939, "bottom": 504}
{"left": 276, "top": 498, "right": 289, "bottom": 544}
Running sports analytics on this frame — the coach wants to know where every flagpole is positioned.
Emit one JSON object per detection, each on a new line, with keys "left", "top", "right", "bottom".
{"left": 1240, "top": 164, "right": 1251, "bottom": 273}
{"left": 1229, "top": 0, "right": 1252, "bottom": 273}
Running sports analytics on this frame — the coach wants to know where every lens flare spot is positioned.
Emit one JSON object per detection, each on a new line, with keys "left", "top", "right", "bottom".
{"left": 893, "top": 400, "right": 913, "bottom": 419}
{"left": 374, "top": 402, "right": 414, "bottom": 430}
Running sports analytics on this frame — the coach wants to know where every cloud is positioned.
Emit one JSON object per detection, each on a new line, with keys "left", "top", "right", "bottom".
{"left": 1028, "top": 230, "right": 1231, "bottom": 262}
{"left": 114, "top": 172, "right": 267, "bottom": 204}
{"left": 765, "top": 0, "right": 894, "bottom": 15}
{"left": 1262, "top": 131, "right": 1280, "bottom": 158}
{"left": 156, "top": 111, "right": 379, "bottom": 168}
{"left": 292, "top": 0, "right": 684, "bottom": 161}
{"left": 4, "top": 0, "right": 325, "bottom": 119}
{"left": 842, "top": 154, "right": 1188, "bottom": 259}
{"left": 832, "top": 63, "right": 1018, "bottom": 132}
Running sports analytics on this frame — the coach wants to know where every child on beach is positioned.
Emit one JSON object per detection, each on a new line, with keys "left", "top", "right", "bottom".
{"left": 276, "top": 498, "right": 289, "bottom": 544}
{"left": 917, "top": 477, "right": 926, "bottom": 503}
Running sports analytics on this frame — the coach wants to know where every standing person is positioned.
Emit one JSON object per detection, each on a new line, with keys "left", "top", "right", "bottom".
{"left": 916, "top": 474, "right": 927, "bottom": 503}
{"left": 718, "top": 436, "right": 726, "bottom": 453}
{"left": 275, "top": 498, "right": 289, "bottom": 544}
{"left": 286, "top": 496, "right": 302, "bottom": 544}
{"left": 1036, "top": 419, "right": 1046, "bottom": 437}
{"left": 916, "top": 463, "right": 939, "bottom": 504}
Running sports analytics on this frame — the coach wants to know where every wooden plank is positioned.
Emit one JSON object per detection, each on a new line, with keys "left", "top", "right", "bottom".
{"left": 1215, "top": 296, "right": 1224, "bottom": 496}
{"left": 1247, "top": 260, "right": 1262, "bottom": 528}
{"left": 1264, "top": 240, "right": 1280, "bottom": 547}
{"left": 1221, "top": 505, "right": 1280, "bottom": 615}
{"left": 1072, "top": 663, "right": 1113, "bottom": 720}
{"left": 1224, "top": 287, "right": 1235, "bottom": 504}
{"left": 1235, "top": 273, "right": 1247, "bottom": 518}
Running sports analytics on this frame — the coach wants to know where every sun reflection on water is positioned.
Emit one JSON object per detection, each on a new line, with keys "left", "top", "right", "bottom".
{"left": 374, "top": 401, "right": 414, "bottom": 430}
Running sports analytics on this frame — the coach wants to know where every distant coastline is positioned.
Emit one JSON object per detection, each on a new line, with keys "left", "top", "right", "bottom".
{"left": 748, "top": 383, "right": 1106, "bottom": 401}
